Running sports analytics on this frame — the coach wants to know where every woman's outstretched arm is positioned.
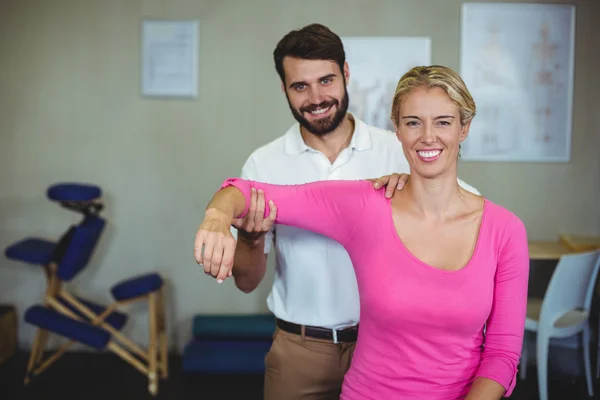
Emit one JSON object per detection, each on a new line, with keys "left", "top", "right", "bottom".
{"left": 194, "top": 185, "right": 248, "bottom": 282}
{"left": 194, "top": 178, "right": 374, "bottom": 283}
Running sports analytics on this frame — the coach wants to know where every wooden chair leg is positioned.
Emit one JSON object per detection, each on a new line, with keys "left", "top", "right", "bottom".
{"left": 24, "top": 328, "right": 43, "bottom": 384}
{"left": 34, "top": 329, "right": 49, "bottom": 366}
{"left": 57, "top": 292, "right": 149, "bottom": 361}
{"left": 34, "top": 340, "right": 74, "bottom": 376}
{"left": 147, "top": 292, "right": 158, "bottom": 396}
{"left": 108, "top": 341, "right": 149, "bottom": 375}
{"left": 159, "top": 332, "right": 168, "bottom": 379}
{"left": 157, "top": 286, "right": 168, "bottom": 379}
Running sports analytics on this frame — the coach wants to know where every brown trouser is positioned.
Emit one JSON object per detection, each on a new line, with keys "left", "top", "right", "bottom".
{"left": 264, "top": 327, "right": 356, "bottom": 400}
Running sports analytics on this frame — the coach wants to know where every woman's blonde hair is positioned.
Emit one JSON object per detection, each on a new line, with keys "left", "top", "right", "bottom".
{"left": 390, "top": 65, "right": 476, "bottom": 128}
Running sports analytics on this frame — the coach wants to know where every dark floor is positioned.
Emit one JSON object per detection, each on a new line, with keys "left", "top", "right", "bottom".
{"left": 0, "top": 349, "right": 596, "bottom": 400}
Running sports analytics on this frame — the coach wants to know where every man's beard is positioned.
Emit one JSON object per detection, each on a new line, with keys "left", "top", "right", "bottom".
{"left": 287, "top": 89, "right": 349, "bottom": 136}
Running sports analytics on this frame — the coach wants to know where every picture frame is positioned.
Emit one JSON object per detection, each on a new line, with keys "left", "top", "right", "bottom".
{"left": 459, "top": 3, "right": 576, "bottom": 162}
{"left": 141, "top": 20, "right": 199, "bottom": 99}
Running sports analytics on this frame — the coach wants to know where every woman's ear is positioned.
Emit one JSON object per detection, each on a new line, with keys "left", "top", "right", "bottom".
{"left": 459, "top": 120, "right": 472, "bottom": 143}
{"left": 395, "top": 126, "right": 402, "bottom": 142}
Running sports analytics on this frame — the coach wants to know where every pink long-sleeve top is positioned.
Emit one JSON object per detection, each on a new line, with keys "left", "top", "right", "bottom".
{"left": 221, "top": 178, "right": 529, "bottom": 400}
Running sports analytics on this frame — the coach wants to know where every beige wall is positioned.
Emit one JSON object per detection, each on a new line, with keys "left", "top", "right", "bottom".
{"left": 0, "top": 0, "right": 598, "bottom": 352}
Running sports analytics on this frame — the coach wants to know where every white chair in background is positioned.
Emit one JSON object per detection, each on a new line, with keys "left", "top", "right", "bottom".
{"left": 519, "top": 250, "right": 600, "bottom": 400}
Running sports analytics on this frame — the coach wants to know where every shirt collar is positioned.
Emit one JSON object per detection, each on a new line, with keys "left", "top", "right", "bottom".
{"left": 284, "top": 113, "right": 373, "bottom": 155}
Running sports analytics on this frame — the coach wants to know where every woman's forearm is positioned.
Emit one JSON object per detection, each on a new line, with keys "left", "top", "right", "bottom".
{"left": 205, "top": 186, "right": 247, "bottom": 219}
{"left": 464, "top": 377, "right": 506, "bottom": 400}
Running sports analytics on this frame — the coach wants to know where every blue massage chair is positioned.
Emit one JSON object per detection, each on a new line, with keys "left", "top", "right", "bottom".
{"left": 4, "top": 183, "right": 168, "bottom": 396}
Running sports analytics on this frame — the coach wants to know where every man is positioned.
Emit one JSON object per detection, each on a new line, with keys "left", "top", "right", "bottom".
{"left": 227, "top": 24, "right": 479, "bottom": 400}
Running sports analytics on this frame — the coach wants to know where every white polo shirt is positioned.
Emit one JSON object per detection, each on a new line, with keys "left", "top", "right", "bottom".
{"left": 234, "top": 115, "right": 479, "bottom": 329}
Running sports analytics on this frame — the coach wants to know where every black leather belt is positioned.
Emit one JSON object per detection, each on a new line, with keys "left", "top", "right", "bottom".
{"left": 276, "top": 318, "right": 358, "bottom": 343}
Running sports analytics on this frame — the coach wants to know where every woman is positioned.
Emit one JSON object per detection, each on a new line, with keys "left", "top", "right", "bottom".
{"left": 194, "top": 65, "right": 529, "bottom": 400}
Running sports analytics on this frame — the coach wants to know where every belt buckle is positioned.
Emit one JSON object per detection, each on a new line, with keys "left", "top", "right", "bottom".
{"left": 332, "top": 328, "right": 338, "bottom": 344}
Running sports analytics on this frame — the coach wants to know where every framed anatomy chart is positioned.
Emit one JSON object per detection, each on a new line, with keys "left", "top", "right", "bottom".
{"left": 459, "top": 3, "right": 575, "bottom": 162}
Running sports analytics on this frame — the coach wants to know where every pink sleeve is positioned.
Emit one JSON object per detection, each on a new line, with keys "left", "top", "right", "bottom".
{"left": 220, "top": 178, "right": 373, "bottom": 246}
{"left": 475, "top": 215, "right": 529, "bottom": 396}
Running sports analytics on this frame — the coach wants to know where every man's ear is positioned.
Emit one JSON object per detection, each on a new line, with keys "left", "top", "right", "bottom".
{"left": 281, "top": 81, "right": 285, "bottom": 93}
{"left": 343, "top": 61, "right": 350, "bottom": 86}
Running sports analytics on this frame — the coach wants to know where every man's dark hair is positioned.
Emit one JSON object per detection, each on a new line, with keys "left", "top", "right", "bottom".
{"left": 273, "top": 23, "right": 346, "bottom": 84}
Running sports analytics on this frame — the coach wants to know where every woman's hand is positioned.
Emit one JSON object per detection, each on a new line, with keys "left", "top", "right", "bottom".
{"left": 194, "top": 207, "right": 237, "bottom": 283}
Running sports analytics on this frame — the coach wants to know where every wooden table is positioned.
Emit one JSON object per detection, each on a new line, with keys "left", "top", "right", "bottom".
{"left": 528, "top": 241, "right": 573, "bottom": 260}
{"left": 528, "top": 235, "right": 600, "bottom": 260}
{"left": 559, "top": 234, "right": 600, "bottom": 252}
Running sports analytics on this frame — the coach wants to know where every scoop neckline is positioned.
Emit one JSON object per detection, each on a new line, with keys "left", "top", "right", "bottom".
{"left": 384, "top": 196, "right": 489, "bottom": 274}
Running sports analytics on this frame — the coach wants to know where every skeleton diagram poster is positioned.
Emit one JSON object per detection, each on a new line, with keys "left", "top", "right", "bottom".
{"left": 342, "top": 37, "right": 431, "bottom": 132}
{"left": 459, "top": 3, "right": 575, "bottom": 162}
